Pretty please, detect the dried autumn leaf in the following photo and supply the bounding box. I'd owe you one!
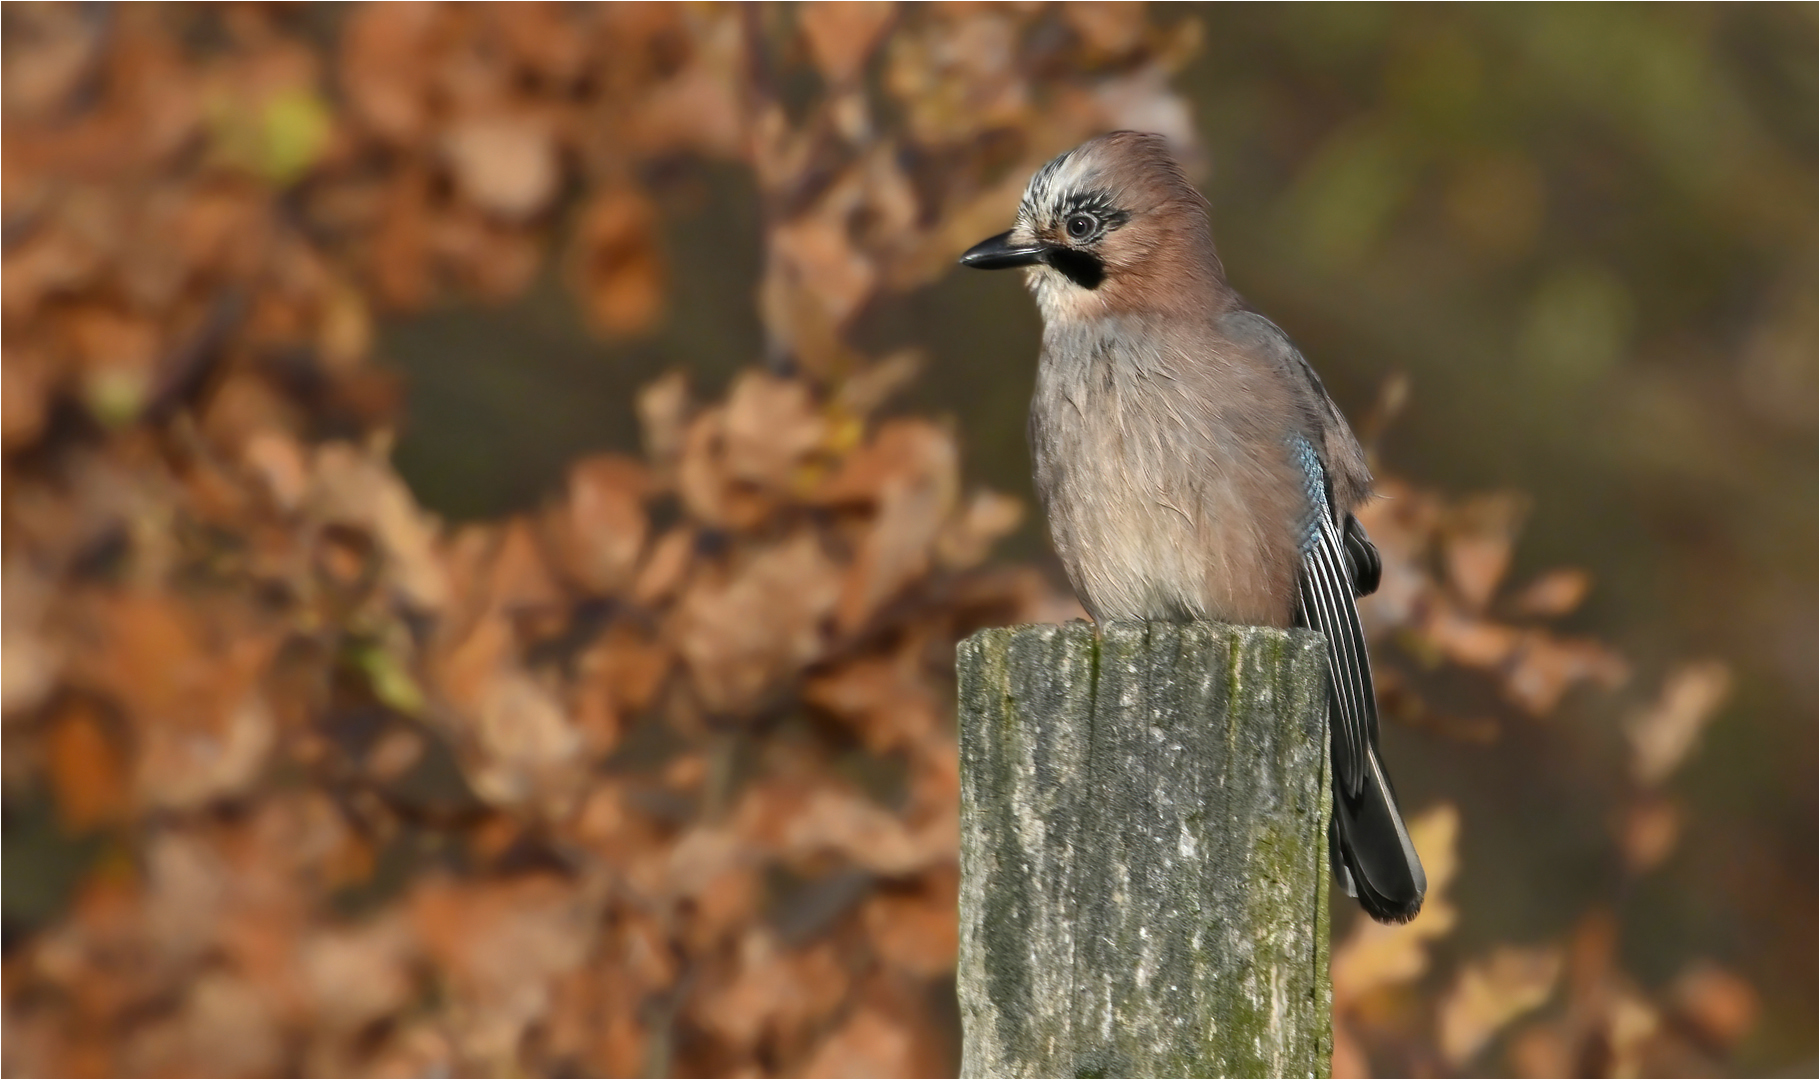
[1564,908,1619,1001]
[1505,1023,1573,1079]
[627,58,748,159]
[1438,944,1564,1065]
[410,875,601,1066]
[804,652,942,754]
[2,227,102,324]
[583,623,672,716]
[1670,962,1759,1047]
[431,207,544,301]
[677,408,775,530]
[442,116,560,220]
[768,204,879,332]
[488,2,589,83]
[2,557,62,715]
[664,821,751,900]
[370,164,435,307]
[802,1006,918,1079]
[1616,796,1681,873]
[74,593,279,811]
[833,348,922,418]
[1625,660,1732,786]
[685,865,762,949]
[300,914,416,1033]
[45,699,131,829]
[440,523,502,621]
[141,828,232,967]
[863,889,959,978]
[818,419,959,631]
[565,673,620,760]
[131,970,283,1077]
[364,1020,457,1078]
[366,728,426,781]
[692,933,849,1053]
[849,145,922,250]
[1062,2,1152,58]
[722,370,830,489]
[1508,567,1592,617]
[200,372,301,459]
[1420,607,1520,669]
[636,370,692,474]
[552,454,651,593]
[2,2,105,119]
[883,8,1030,144]
[619,6,746,158]
[1604,986,1664,1078]
[482,517,567,617]
[315,280,372,372]
[309,441,449,611]
[799,2,896,86]
[1502,631,1629,716]
[632,526,696,607]
[775,784,954,876]
[937,488,1024,569]
[671,530,841,712]
[339,2,436,141]
[240,430,309,512]
[570,188,666,337]
[2,341,55,449]
[759,260,857,376]
[436,611,583,809]
[1442,492,1530,610]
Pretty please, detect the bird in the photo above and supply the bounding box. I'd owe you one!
[958,130,1425,923]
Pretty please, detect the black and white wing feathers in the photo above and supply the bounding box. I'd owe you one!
[1291,438,1426,923]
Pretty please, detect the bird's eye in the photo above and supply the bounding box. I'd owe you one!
[1065,213,1096,240]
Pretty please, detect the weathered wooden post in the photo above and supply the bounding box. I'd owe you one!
[956,620,1333,1079]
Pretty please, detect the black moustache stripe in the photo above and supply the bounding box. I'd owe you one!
[1045,247,1105,290]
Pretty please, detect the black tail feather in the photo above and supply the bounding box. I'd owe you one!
[1329,743,1425,923]
[1300,512,1426,923]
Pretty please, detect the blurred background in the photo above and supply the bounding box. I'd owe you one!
[2,3,1812,1076]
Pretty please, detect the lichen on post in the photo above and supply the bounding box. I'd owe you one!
[956,620,1334,1079]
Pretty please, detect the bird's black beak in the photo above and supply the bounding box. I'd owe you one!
[959,230,1046,270]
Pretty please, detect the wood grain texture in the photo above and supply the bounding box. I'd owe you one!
[957,620,1333,1079]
